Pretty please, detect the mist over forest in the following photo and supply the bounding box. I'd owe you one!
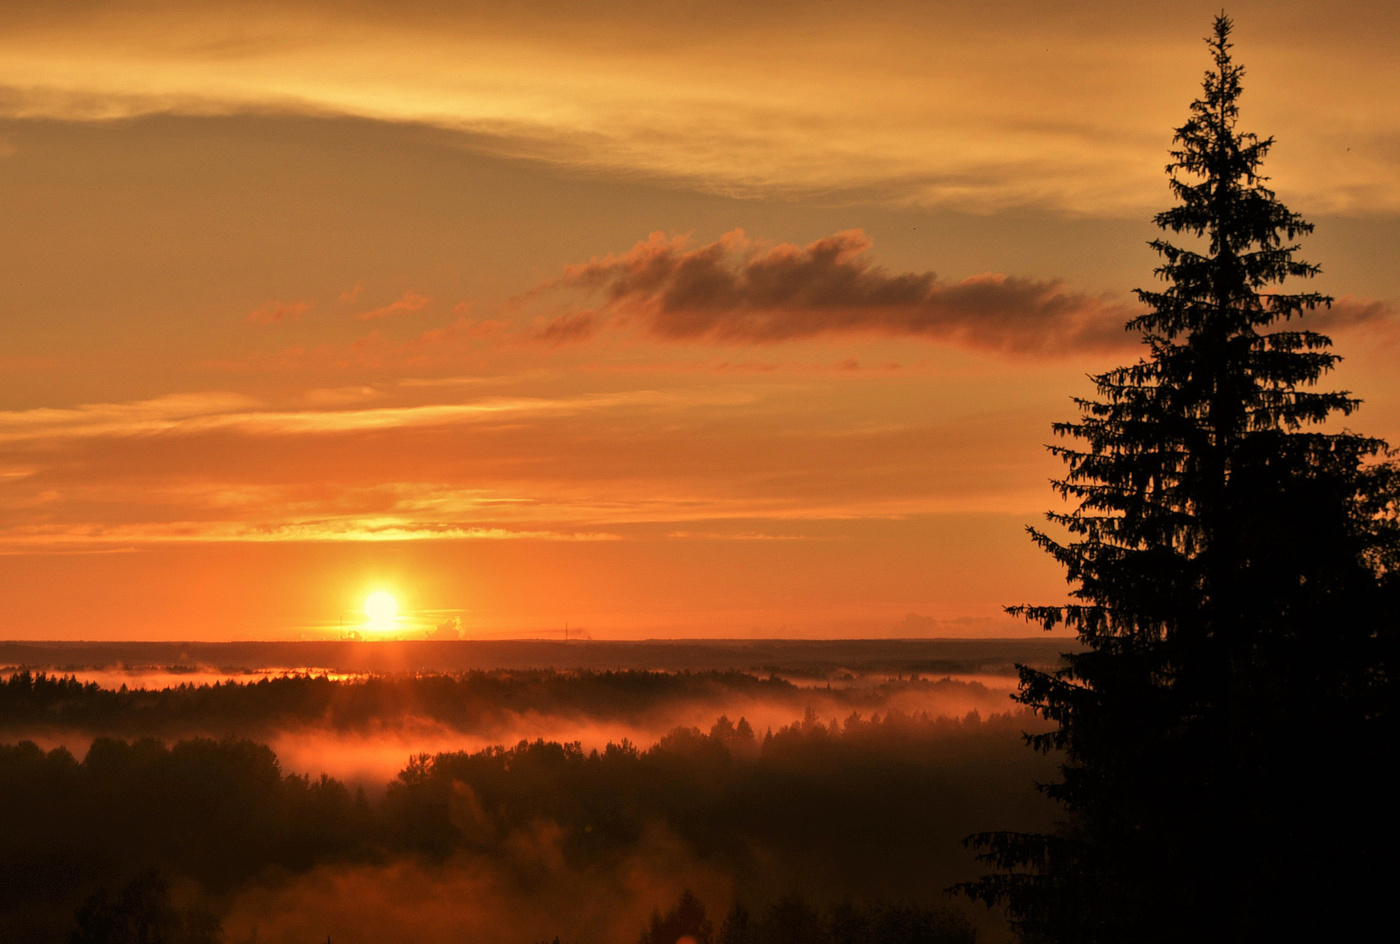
[0,639,1059,943]
[4,4,1396,942]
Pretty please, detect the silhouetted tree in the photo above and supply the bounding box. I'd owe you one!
[718,904,754,944]
[709,896,973,944]
[640,889,715,944]
[959,14,1398,943]
[757,897,825,944]
[69,870,222,944]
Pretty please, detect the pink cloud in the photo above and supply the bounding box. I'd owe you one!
[246,300,312,325]
[358,290,431,322]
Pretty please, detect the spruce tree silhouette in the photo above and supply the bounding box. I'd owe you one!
[957,14,1398,943]
[639,890,714,944]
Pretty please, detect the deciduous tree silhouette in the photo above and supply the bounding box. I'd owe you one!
[958,14,1398,943]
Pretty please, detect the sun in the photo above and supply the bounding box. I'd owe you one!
[363,590,399,630]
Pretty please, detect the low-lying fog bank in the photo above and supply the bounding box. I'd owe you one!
[1,709,1054,943]
[0,651,1064,942]
[1,668,1022,789]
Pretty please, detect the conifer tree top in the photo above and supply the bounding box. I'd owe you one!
[1021,12,1376,638]
[1137,14,1329,344]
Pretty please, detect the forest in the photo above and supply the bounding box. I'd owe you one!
[0,664,1054,942]
[5,13,1397,944]
[0,666,1020,739]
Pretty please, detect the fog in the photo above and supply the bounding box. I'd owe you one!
[221,832,734,944]
[0,641,1065,943]
[1,661,1022,791]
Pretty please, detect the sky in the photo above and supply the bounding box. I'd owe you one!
[1,1,1397,640]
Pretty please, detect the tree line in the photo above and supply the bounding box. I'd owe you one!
[0,668,996,739]
[0,707,1051,941]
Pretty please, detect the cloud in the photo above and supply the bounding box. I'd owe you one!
[665,530,806,541]
[0,388,761,444]
[1,4,1398,215]
[0,521,621,547]
[1312,295,1399,336]
[358,290,431,321]
[302,386,382,406]
[247,300,312,325]
[533,310,598,346]
[535,231,1400,354]
[537,229,1138,354]
[0,382,1051,558]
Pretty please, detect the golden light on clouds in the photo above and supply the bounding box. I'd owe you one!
[1,2,1397,214]
[1,2,1397,639]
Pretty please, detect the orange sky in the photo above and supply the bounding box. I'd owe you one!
[2,2,1397,640]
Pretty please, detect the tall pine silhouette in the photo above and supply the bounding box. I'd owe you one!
[959,15,1398,943]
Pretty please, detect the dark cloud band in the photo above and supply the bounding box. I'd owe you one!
[540,229,1138,354]
[535,229,1393,355]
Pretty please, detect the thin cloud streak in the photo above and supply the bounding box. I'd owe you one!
[247,300,312,325]
[0,388,763,445]
[0,385,1058,551]
[0,495,1045,551]
[0,521,621,548]
[358,290,430,321]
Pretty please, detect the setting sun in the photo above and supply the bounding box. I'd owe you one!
[363,590,399,630]
[0,7,1394,943]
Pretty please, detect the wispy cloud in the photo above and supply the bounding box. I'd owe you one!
[0,388,762,445]
[534,311,598,346]
[0,382,1054,553]
[534,230,1139,354]
[1314,295,1400,337]
[1,4,1396,214]
[665,530,808,541]
[0,520,621,548]
[247,300,312,325]
[358,290,430,321]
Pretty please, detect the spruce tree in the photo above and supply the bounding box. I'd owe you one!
[959,15,1398,943]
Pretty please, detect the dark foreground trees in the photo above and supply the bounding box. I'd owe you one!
[0,708,1049,941]
[632,889,975,944]
[70,871,223,944]
[960,15,1398,943]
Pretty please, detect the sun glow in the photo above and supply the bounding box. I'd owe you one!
[363,590,399,631]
